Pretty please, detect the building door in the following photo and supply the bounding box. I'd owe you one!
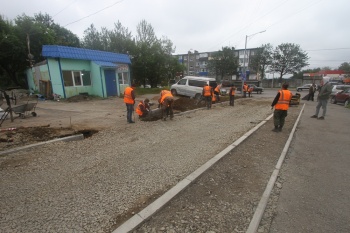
[104,69,117,96]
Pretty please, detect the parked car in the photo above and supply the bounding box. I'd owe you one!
[296,84,312,92]
[248,84,264,94]
[330,85,350,100]
[219,80,234,95]
[170,76,217,99]
[331,88,350,106]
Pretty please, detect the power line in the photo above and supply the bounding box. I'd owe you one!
[64,0,124,27]
[53,0,77,18]
[266,0,324,30]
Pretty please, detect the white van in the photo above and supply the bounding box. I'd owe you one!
[170,76,217,99]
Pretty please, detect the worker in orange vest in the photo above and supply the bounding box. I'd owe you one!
[202,83,213,109]
[135,98,151,120]
[243,82,248,98]
[271,83,293,132]
[124,86,136,123]
[158,89,174,121]
[214,84,221,102]
[248,85,253,97]
[229,85,236,106]
[211,91,216,104]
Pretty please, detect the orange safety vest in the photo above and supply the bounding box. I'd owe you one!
[243,84,248,92]
[160,90,173,104]
[212,93,216,102]
[248,87,253,92]
[203,86,212,97]
[230,87,235,96]
[135,101,145,116]
[214,85,221,93]
[124,87,135,104]
[275,90,292,110]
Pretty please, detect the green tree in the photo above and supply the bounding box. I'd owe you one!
[206,46,238,81]
[273,43,309,83]
[0,13,80,87]
[249,43,273,80]
[109,21,135,54]
[339,62,350,73]
[131,20,177,88]
[82,24,103,50]
[0,16,26,86]
[82,21,136,53]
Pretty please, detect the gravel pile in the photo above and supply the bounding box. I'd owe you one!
[0,98,289,233]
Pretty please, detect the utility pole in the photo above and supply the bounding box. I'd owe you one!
[241,30,266,96]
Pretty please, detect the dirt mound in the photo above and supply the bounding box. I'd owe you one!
[173,97,205,111]
[0,126,76,151]
[173,96,230,111]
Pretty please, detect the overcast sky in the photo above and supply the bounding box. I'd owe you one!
[2,0,349,69]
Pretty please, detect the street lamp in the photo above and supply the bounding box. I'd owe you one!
[187,49,193,76]
[241,30,266,96]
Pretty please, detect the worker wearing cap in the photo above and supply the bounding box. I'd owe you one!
[271,83,293,132]
[159,90,174,121]
[135,98,151,120]
[202,83,213,109]
[123,86,135,123]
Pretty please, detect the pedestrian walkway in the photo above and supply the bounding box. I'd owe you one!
[269,101,350,232]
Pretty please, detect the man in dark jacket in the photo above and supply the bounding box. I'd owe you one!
[311,76,333,120]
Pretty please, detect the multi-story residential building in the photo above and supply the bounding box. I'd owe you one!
[175,48,259,81]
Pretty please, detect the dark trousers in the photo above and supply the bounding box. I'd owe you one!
[273,109,288,128]
[307,92,314,101]
[204,96,212,109]
[229,95,235,106]
[126,104,134,122]
[214,91,220,101]
[161,97,174,120]
[243,91,247,98]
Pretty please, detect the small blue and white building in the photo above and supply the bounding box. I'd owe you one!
[26,45,131,99]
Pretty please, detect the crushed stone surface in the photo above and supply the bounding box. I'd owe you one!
[0,97,300,233]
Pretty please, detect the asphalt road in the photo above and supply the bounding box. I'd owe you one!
[269,100,350,232]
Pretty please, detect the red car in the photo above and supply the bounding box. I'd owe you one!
[331,88,350,107]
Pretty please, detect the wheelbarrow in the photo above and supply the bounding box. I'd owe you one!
[11,102,38,118]
[290,93,301,105]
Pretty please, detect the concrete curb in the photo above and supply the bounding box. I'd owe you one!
[0,134,84,156]
[246,103,305,233]
[112,113,274,233]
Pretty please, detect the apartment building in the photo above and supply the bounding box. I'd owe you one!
[175,48,259,81]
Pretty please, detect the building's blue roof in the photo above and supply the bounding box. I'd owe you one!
[93,61,118,67]
[42,45,131,64]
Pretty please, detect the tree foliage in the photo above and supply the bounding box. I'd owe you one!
[249,43,273,79]
[206,46,239,81]
[0,13,80,87]
[273,43,309,83]
[338,62,350,73]
[129,20,182,87]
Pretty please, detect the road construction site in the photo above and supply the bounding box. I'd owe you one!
[1,89,349,233]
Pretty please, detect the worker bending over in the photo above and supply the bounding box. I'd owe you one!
[159,90,174,121]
